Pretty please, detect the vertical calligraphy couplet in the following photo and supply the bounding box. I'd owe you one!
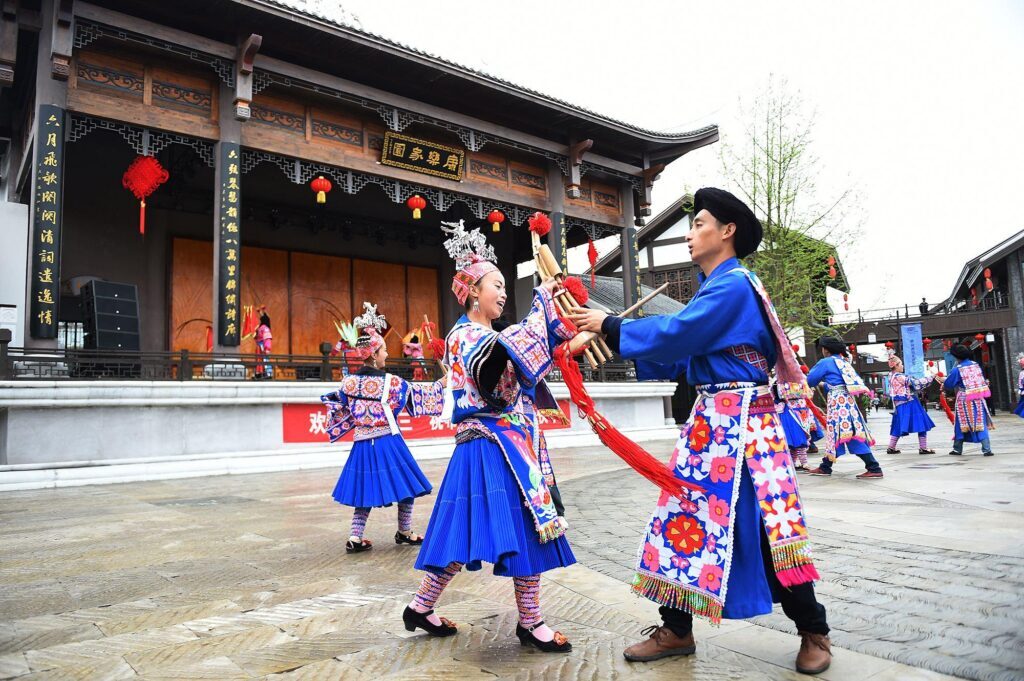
[30,105,65,339]
[218,142,241,346]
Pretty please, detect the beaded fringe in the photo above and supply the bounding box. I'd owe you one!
[770,539,820,587]
[630,572,723,624]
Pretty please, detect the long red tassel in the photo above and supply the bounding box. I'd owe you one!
[554,342,700,498]
[139,199,146,235]
[939,391,955,424]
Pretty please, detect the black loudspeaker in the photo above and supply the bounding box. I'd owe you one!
[82,281,140,351]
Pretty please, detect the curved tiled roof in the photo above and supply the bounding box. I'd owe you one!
[245,0,717,143]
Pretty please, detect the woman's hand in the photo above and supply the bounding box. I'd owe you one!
[567,307,608,334]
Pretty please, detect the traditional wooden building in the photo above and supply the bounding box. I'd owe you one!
[0,0,718,363]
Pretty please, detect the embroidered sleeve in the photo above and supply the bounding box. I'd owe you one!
[907,374,934,392]
[320,389,354,443]
[406,378,445,417]
[494,287,566,388]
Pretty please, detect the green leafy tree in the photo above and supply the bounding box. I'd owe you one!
[719,76,860,338]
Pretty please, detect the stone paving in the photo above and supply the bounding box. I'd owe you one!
[0,408,1020,680]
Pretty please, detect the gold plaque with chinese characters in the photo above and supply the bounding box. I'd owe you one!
[380,132,465,181]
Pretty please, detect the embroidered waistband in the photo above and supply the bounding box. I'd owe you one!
[827,385,850,395]
[694,383,775,415]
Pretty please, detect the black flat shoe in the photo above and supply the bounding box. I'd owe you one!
[345,538,373,553]
[886,448,900,454]
[402,606,457,637]
[395,531,424,546]
[919,449,935,455]
[948,451,962,456]
[983,451,994,457]
[516,622,572,653]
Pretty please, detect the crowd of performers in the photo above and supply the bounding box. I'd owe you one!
[316,187,1007,676]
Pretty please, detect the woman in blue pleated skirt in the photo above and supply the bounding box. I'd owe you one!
[402,238,575,653]
[1014,354,1024,417]
[884,355,937,454]
[321,308,444,554]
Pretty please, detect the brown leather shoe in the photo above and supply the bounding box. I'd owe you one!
[623,625,696,662]
[856,471,883,479]
[796,631,831,674]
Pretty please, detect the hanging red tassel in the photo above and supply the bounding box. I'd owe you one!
[587,238,598,289]
[554,342,699,498]
[939,391,955,424]
[205,325,213,352]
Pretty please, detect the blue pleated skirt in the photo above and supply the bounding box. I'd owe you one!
[415,437,577,577]
[890,399,935,436]
[779,406,809,449]
[332,433,432,508]
[1015,397,1024,417]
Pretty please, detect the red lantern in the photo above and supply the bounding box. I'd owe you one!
[974,333,985,342]
[928,360,935,368]
[828,265,837,280]
[310,175,332,204]
[971,287,978,306]
[122,155,169,235]
[406,194,426,219]
[983,268,992,278]
[827,256,835,266]
[843,293,849,311]
[885,341,894,349]
[487,209,505,233]
[923,337,932,351]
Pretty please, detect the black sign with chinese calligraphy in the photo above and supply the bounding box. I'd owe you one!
[380,132,465,181]
[217,142,241,346]
[29,105,65,339]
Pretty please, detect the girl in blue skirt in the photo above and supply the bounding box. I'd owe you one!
[403,220,576,653]
[321,302,444,554]
[884,354,937,454]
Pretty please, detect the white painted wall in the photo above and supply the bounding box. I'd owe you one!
[0,201,29,347]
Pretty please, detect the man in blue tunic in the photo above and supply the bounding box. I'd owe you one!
[570,188,832,675]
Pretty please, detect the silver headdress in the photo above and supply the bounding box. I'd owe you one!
[353,301,387,332]
[440,219,496,269]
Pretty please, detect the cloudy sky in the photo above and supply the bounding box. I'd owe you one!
[306,0,1023,310]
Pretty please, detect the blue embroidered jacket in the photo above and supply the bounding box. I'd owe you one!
[321,369,444,442]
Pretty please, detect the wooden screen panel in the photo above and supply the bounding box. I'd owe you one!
[353,260,406,357]
[240,246,290,355]
[170,238,213,353]
[406,266,440,340]
[290,252,352,356]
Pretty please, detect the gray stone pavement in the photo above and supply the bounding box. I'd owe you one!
[562,410,1024,681]
[0,407,1019,680]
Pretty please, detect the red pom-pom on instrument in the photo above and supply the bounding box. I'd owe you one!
[562,276,588,305]
[528,211,551,236]
[429,338,446,360]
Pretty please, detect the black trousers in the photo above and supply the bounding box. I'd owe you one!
[660,529,829,637]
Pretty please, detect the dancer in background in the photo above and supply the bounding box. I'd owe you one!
[806,337,882,479]
[943,344,994,456]
[322,302,445,553]
[1014,354,1024,418]
[254,308,273,380]
[885,353,936,454]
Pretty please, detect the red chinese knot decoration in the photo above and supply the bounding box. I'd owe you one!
[406,194,426,219]
[122,155,169,235]
[488,209,505,233]
[310,175,332,204]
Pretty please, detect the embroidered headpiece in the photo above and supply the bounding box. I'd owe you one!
[441,219,499,305]
[887,350,901,368]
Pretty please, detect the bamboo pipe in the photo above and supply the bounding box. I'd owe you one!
[568,282,670,356]
[535,252,608,363]
[535,241,614,358]
[530,234,601,368]
[531,245,601,367]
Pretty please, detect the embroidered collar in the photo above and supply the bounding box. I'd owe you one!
[696,257,741,288]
